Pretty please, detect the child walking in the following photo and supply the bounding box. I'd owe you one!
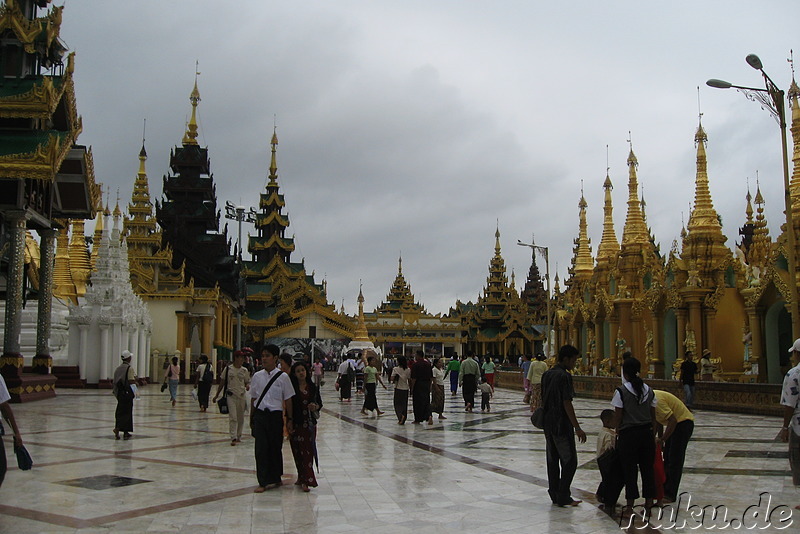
[478,377,494,412]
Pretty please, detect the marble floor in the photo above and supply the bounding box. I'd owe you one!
[0,382,797,533]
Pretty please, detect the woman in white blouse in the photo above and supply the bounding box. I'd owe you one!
[390,356,411,424]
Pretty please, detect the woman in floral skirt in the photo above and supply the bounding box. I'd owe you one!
[289,362,322,492]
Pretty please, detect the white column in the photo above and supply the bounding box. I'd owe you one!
[99,324,110,382]
[137,328,146,380]
[130,328,140,376]
[184,347,191,382]
[78,324,89,380]
[111,324,121,367]
[121,327,130,356]
[145,335,151,380]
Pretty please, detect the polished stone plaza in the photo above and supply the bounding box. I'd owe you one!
[0,382,797,533]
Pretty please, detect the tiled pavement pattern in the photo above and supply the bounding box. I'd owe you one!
[0,383,798,533]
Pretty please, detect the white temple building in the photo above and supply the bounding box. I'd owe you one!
[67,210,152,386]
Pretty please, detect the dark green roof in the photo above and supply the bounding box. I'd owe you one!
[0,130,68,157]
[0,76,64,99]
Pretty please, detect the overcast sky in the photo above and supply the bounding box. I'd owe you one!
[56,1,799,316]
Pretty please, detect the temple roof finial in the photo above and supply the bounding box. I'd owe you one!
[182,63,201,146]
[268,123,279,185]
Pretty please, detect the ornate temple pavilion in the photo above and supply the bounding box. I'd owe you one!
[240,131,352,355]
[0,0,100,401]
[554,95,800,383]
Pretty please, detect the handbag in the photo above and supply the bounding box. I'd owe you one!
[530,407,545,429]
[531,378,555,429]
[15,443,33,470]
[160,381,168,393]
[217,367,230,414]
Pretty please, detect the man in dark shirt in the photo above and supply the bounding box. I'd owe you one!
[679,350,698,409]
[541,344,586,507]
[409,350,433,425]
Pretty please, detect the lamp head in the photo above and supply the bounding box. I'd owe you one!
[707,79,732,89]
[746,54,763,70]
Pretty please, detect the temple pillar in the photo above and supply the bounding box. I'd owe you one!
[631,313,643,360]
[145,334,151,380]
[747,307,766,382]
[78,324,89,380]
[688,301,703,352]
[651,311,665,379]
[704,309,717,364]
[32,227,56,374]
[1,214,28,383]
[137,328,147,381]
[616,300,633,359]
[676,308,687,356]
[130,326,140,378]
[201,315,212,360]
[594,320,604,375]
[99,323,110,383]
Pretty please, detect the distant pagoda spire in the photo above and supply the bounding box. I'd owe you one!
[268,126,278,185]
[182,74,201,146]
[69,219,92,298]
[53,225,77,304]
[250,128,294,264]
[789,66,800,207]
[596,173,620,261]
[352,283,371,342]
[749,182,771,267]
[375,255,426,315]
[124,141,161,256]
[570,189,594,279]
[620,145,649,245]
[686,121,723,237]
[91,185,105,270]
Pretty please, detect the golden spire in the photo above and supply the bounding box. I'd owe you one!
[510,268,516,290]
[268,127,278,186]
[571,188,594,278]
[749,180,771,267]
[53,225,77,304]
[91,185,105,270]
[620,142,649,245]
[596,172,620,261]
[789,58,800,212]
[686,121,723,236]
[744,185,754,224]
[182,68,201,146]
[68,219,92,298]
[352,283,371,342]
[494,224,501,255]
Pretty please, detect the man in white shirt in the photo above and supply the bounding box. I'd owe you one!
[780,338,800,510]
[250,344,295,493]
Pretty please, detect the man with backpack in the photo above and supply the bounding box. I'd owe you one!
[337,354,357,402]
[194,354,214,412]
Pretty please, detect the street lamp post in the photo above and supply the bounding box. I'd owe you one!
[517,239,551,357]
[225,201,257,351]
[707,53,800,341]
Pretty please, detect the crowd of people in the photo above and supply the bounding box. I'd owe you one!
[100,340,800,511]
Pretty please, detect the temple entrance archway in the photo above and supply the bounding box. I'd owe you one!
[764,301,792,383]
[663,309,678,379]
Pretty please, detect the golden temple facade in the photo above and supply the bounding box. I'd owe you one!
[554,95,800,383]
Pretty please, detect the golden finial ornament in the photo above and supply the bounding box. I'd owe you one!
[182,63,201,146]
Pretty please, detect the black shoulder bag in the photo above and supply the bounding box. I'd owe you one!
[531,376,555,429]
[217,367,230,414]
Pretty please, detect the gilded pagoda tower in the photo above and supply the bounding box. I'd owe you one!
[463,228,536,360]
[0,0,98,401]
[364,257,462,358]
[241,131,352,344]
[156,80,237,298]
